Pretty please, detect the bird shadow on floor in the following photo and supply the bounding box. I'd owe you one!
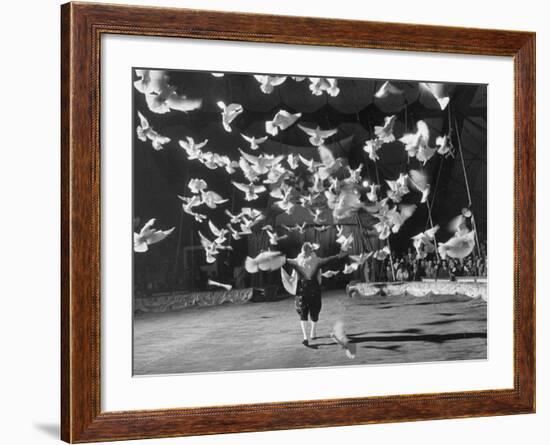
[348,332,487,345]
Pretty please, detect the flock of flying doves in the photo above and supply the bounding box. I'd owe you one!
[133,70,478,290]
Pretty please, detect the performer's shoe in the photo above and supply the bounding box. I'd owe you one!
[302,339,309,346]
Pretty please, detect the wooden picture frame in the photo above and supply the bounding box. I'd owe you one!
[61,2,536,442]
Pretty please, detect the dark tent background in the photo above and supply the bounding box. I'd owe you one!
[132,70,487,294]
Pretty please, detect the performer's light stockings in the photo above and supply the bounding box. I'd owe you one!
[310,321,317,339]
[300,321,308,340]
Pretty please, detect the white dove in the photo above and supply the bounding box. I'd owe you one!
[331,321,356,359]
[343,263,360,274]
[399,120,430,159]
[238,158,260,183]
[240,133,268,150]
[420,82,450,110]
[217,101,243,132]
[207,279,232,291]
[321,270,340,278]
[266,230,288,246]
[336,231,354,252]
[297,124,338,146]
[308,77,340,96]
[200,190,229,209]
[386,173,410,203]
[133,69,168,94]
[367,184,380,202]
[411,226,439,259]
[136,112,171,151]
[374,81,404,99]
[232,181,267,201]
[178,136,208,160]
[287,153,300,170]
[436,134,453,157]
[238,149,284,175]
[373,246,391,260]
[408,169,431,203]
[374,115,397,143]
[253,75,287,94]
[187,178,207,194]
[208,220,229,244]
[386,204,417,233]
[245,251,286,273]
[438,231,476,259]
[145,86,202,114]
[344,164,363,185]
[179,195,207,223]
[308,208,326,224]
[265,110,301,136]
[281,267,298,295]
[133,219,175,253]
[363,138,383,161]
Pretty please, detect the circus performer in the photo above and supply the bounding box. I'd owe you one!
[285,242,347,346]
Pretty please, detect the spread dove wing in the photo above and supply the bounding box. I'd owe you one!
[281,267,298,295]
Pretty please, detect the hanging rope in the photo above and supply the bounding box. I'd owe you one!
[453,113,483,258]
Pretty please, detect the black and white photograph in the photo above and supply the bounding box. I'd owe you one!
[132,68,488,376]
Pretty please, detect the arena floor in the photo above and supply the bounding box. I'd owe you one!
[133,290,487,375]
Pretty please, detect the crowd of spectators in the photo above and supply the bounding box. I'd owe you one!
[374,241,487,282]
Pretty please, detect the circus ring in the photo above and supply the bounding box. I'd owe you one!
[133,280,487,375]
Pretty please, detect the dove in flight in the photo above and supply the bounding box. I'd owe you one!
[287,153,300,170]
[420,82,450,110]
[265,110,301,136]
[238,149,284,175]
[178,137,208,160]
[281,267,298,295]
[438,230,476,259]
[386,204,417,234]
[253,75,287,94]
[266,230,288,246]
[408,169,431,203]
[363,138,383,161]
[331,321,356,359]
[374,81,404,99]
[447,211,472,237]
[178,195,206,222]
[208,220,229,244]
[308,77,340,96]
[145,85,202,114]
[240,133,268,150]
[399,120,430,159]
[245,251,286,273]
[217,101,243,132]
[374,115,397,143]
[134,69,169,94]
[207,279,232,291]
[373,246,391,260]
[436,134,454,157]
[411,226,439,259]
[187,178,207,194]
[336,231,354,252]
[232,181,267,201]
[386,174,410,203]
[321,270,340,278]
[201,190,229,209]
[134,219,175,253]
[367,184,380,202]
[297,124,338,146]
[308,208,326,224]
[136,112,171,151]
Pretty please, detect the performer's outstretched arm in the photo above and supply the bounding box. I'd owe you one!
[318,251,348,266]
